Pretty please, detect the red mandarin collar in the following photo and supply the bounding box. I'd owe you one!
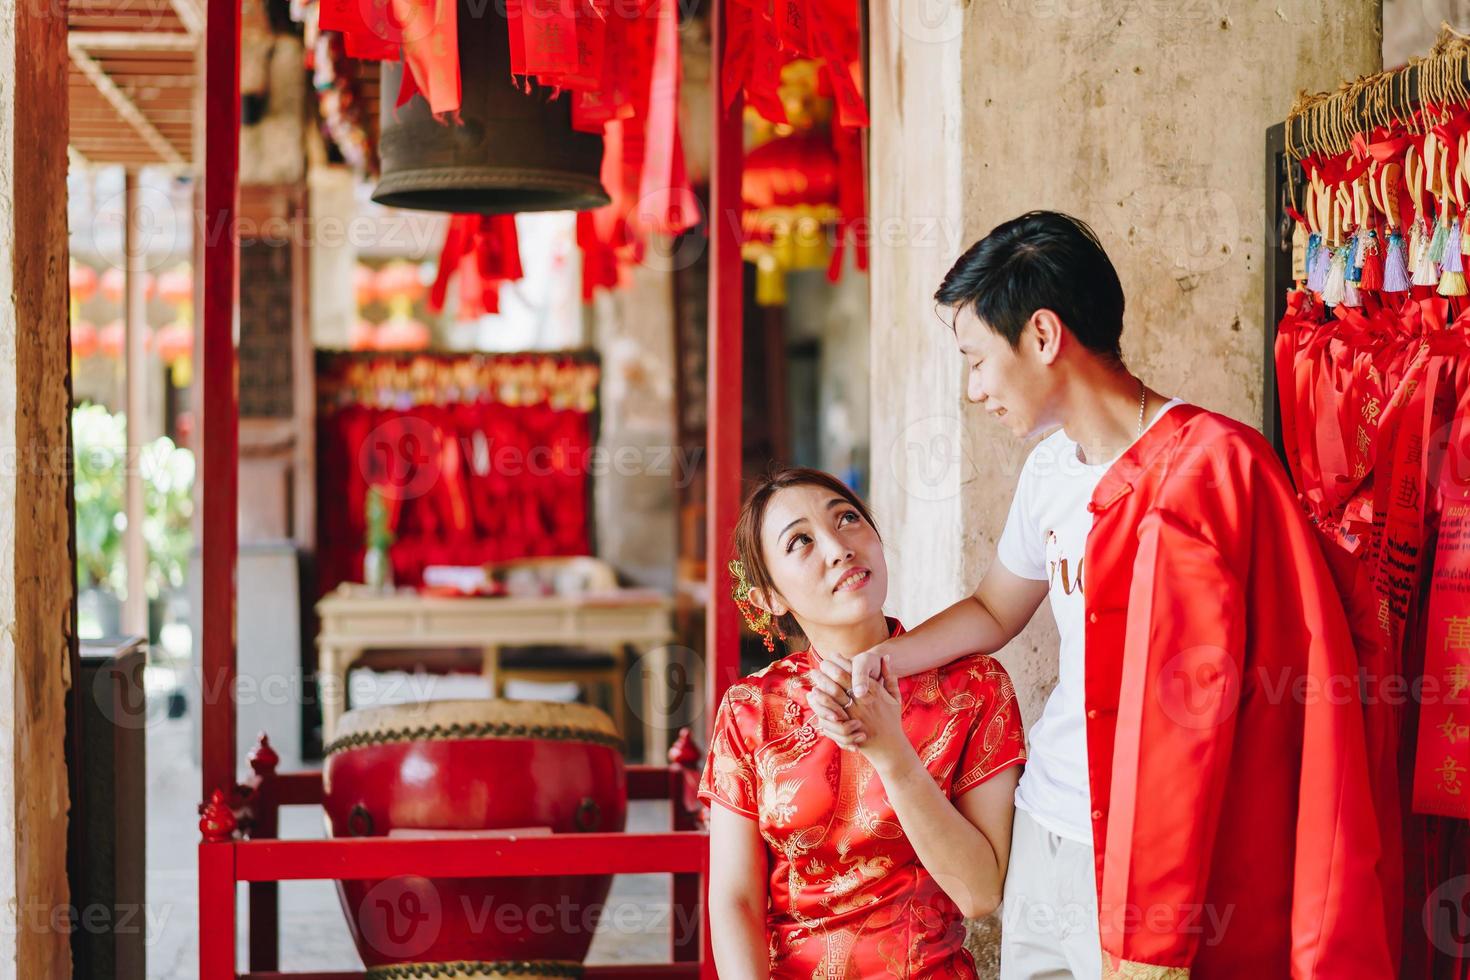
[1088,404,1206,516]
[802,616,905,669]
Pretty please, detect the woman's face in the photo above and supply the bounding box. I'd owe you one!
[755,483,888,633]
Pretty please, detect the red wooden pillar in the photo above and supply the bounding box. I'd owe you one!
[703,4,743,975]
[705,0,744,731]
[199,840,238,977]
[201,0,241,803]
[199,0,240,970]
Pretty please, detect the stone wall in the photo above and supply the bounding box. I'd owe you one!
[869,0,1383,969]
[592,261,680,591]
[1384,0,1464,66]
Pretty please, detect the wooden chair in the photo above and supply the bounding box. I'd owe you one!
[484,556,631,741]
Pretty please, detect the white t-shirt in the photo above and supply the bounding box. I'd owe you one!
[996,399,1185,845]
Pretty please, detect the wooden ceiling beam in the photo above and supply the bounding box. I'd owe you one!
[72,108,193,123]
[70,73,195,89]
[167,0,202,36]
[68,40,185,167]
[68,30,195,51]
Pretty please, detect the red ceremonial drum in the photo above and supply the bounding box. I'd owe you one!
[323,699,627,979]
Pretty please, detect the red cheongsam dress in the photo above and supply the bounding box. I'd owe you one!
[699,620,1026,979]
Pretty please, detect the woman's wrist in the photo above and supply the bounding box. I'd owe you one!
[868,739,921,782]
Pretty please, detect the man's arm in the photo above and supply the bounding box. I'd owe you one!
[883,563,1049,679]
[811,563,1047,717]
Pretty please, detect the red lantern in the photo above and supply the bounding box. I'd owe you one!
[323,700,626,974]
[348,318,379,351]
[742,130,839,211]
[70,263,98,305]
[354,264,379,309]
[100,267,125,304]
[99,319,125,359]
[156,265,193,306]
[374,315,430,351]
[152,321,193,365]
[373,261,425,304]
[70,319,99,359]
[98,267,155,304]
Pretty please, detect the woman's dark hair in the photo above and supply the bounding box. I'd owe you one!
[934,210,1125,362]
[732,466,881,648]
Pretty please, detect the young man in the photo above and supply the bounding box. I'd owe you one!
[806,211,1392,977]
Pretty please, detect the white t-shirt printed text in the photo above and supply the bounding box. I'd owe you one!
[996,400,1184,845]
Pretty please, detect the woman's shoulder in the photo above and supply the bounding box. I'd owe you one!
[718,651,812,713]
[932,652,1018,703]
[711,651,813,752]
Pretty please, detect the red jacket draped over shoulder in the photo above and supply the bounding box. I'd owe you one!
[1084,404,1393,979]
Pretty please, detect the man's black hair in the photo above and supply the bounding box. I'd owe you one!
[934,210,1125,362]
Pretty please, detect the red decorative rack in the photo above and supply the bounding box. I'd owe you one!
[195,1,747,976]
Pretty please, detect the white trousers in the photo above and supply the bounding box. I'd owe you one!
[998,808,1103,980]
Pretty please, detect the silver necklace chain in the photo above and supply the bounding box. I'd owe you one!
[1136,379,1147,437]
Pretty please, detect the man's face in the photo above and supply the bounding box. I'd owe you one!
[953,305,1056,440]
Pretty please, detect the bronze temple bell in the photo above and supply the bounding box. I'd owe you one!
[372,1,611,215]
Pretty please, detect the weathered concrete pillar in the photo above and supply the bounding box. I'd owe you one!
[592,261,679,591]
[0,0,75,972]
[1385,0,1453,66]
[869,0,1382,969]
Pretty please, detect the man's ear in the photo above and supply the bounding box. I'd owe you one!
[748,587,789,619]
[1030,309,1066,365]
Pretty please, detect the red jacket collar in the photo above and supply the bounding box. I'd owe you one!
[1088,403,1206,515]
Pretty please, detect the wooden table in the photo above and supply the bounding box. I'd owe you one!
[315,584,677,762]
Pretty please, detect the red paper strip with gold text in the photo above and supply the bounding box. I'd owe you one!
[572,4,632,132]
[1274,290,1313,494]
[745,7,788,124]
[1413,354,1470,818]
[506,0,529,77]
[394,0,461,116]
[521,0,579,80]
[1371,337,1437,669]
[775,0,809,52]
[634,0,697,234]
[806,0,867,128]
[562,0,605,92]
[720,0,754,114]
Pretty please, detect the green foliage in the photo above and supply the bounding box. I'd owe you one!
[73,404,126,592]
[365,483,396,551]
[72,404,195,600]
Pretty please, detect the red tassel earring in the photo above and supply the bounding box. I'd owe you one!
[729,559,786,653]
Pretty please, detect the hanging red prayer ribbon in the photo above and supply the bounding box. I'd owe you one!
[429,215,524,319]
[521,0,579,81]
[1414,353,1470,818]
[393,0,460,117]
[634,0,698,235]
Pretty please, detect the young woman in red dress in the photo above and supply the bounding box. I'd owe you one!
[700,467,1026,979]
